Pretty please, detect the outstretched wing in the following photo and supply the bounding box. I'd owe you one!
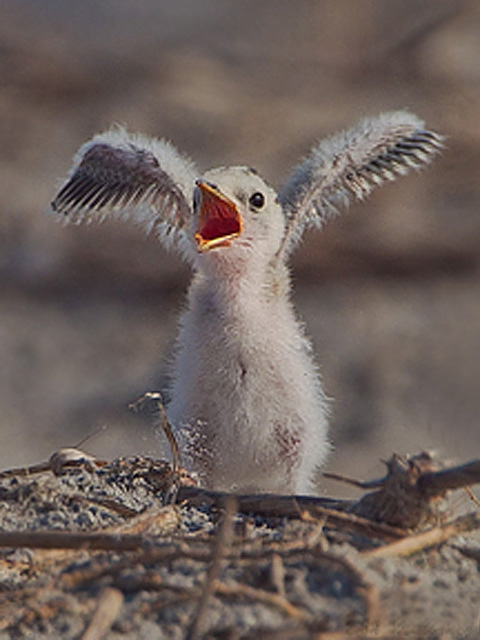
[277,111,444,258]
[51,127,197,256]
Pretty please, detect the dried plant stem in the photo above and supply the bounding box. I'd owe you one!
[464,486,480,508]
[177,486,406,541]
[215,581,305,620]
[323,471,383,490]
[417,460,480,497]
[186,495,236,640]
[129,392,181,474]
[0,530,153,553]
[362,510,480,559]
[81,587,124,640]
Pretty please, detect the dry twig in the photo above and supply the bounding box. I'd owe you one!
[464,486,480,508]
[186,495,236,640]
[362,510,480,559]
[130,392,184,502]
[177,486,407,541]
[214,580,306,620]
[330,452,480,529]
[270,553,286,597]
[129,392,181,475]
[0,527,171,554]
[81,587,124,640]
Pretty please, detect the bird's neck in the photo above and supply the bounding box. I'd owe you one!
[197,250,263,287]
[192,256,290,316]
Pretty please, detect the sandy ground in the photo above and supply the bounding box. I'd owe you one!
[0,454,479,639]
[1,1,480,488]
[1,1,480,481]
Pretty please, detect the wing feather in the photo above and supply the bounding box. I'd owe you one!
[51,127,197,255]
[277,111,444,258]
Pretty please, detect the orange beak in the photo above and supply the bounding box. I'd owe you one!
[194,181,243,252]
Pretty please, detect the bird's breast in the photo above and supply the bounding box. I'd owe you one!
[167,273,329,492]
[171,276,314,427]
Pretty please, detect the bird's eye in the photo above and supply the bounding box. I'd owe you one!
[192,191,199,210]
[249,192,265,210]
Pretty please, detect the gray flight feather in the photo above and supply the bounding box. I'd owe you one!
[277,111,444,259]
[51,126,197,258]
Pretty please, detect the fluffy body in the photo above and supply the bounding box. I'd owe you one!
[50,112,443,494]
[169,168,329,493]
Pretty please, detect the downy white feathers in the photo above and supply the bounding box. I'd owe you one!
[50,111,443,494]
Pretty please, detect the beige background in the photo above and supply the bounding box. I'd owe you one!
[1,1,479,495]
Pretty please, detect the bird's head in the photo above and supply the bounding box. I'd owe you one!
[193,166,284,268]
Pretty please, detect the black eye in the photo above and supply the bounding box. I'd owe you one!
[192,188,201,211]
[249,191,265,209]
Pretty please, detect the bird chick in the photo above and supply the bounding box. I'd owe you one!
[169,167,329,493]
[50,111,443,494]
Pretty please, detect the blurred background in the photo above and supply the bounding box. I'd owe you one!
[1,0,479,495]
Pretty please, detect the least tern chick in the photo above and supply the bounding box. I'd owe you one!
[51,111,443,494]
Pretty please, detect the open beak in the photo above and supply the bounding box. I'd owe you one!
[194,181,243,252]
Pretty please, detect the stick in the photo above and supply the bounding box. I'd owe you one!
[177,486,406,540]
[129,392,181,474]
[81,587,124,640]
[362,510,480,559]
[186,495,236,640]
